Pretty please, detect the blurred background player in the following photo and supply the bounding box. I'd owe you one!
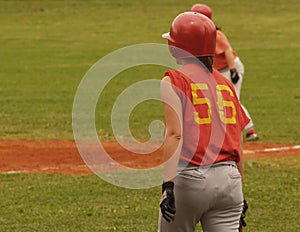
[158,11,249,231]
[191,3,259,142]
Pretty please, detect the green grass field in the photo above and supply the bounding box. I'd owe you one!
[0,0,299,231]
[0,158,298,231]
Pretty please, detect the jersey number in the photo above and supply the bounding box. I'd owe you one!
[191,83,236,125]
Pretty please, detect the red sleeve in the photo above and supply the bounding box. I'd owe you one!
[237,103,250,131]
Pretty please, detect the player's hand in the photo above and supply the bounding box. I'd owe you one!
[230,68,240,84]
[240,199,248,227]
[160,181,176,223]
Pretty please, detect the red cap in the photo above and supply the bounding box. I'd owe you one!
[162,12,216,58]
[191,4,212,19]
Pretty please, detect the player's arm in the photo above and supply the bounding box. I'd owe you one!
[159,76,182,223]
[237,133,248,231]
[224,48,236,70]
[236,100,249,231]
[160,76,183,182]
[224,48,240,84]
[216,30,235,71]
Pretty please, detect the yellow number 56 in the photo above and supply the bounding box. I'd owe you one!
[191,83,236,125]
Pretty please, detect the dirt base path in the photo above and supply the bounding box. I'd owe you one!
[0,140,299,174]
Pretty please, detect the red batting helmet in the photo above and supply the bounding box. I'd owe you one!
[162,12,216,58]
[191,4,212,19]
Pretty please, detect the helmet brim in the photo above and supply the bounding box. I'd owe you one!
[161,32,170,40]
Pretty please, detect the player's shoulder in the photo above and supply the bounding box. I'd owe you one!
[163,69,188,87]
[162,75,171,82]
[164,69,182,82]
[216,29,230,45]
[217,29,227,38]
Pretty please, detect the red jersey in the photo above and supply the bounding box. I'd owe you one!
[214,30,238,70]
[165,63,249,165]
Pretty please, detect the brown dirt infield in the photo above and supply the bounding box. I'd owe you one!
[0,140,299,175]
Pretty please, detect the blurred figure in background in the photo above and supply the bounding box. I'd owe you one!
[191,3,259,142]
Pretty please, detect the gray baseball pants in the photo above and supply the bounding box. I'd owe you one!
[158,161,243,232]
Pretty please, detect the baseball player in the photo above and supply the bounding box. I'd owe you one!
[191,4,259,142]
[158,12,249,231]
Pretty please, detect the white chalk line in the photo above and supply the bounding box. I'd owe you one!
[244,145,300,154]
[1,165,89,174]
[1,145,299,174]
